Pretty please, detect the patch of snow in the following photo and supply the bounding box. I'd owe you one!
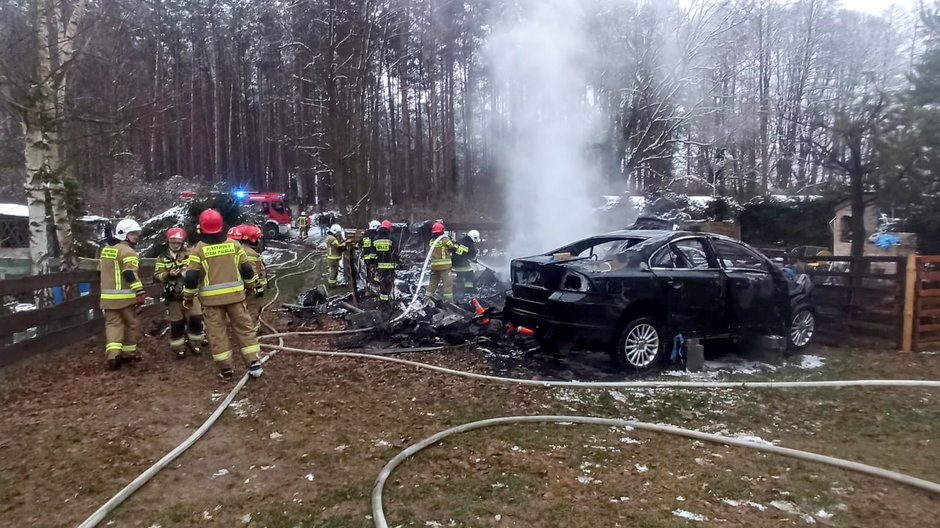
[201,511,213,521]
[240,513,252,524]
[733,434,778,446]
[672,509,705,521]
[676,496,685,501]
[771,500,801,514]
[608,390,627,402]
[815,509,834,520]
[634,464,649,473]
[211,468,229,478]
[303,473,315,481]
[335,444,349,452]
[620,437,641,444]
[425,521,443,528]
[260,465,276,471]
[494,514,502,521]
[722,499,767,511]
[269,432,283,440]
[609,496,630,503]
[0,203,28,217]
[576,475,599,484]
[374,439,391,447]
[798,355,825,369]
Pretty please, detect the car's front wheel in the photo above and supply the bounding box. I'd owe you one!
[613,317,664,370]
[788,306,816,353]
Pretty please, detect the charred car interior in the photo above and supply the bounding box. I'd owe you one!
[504,230,816,369]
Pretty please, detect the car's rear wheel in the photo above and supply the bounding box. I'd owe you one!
[788,306,816,353]
[613,317,664,370]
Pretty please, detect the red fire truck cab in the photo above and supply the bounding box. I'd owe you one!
[236,191,292,238]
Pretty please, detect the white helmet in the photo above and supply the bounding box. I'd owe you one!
[368,220,380,231]
[467,229,481,243]
[114,219,142,240]
[330,224,343,235]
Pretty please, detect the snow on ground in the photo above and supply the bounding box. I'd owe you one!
[797,355,825,369]
[672,509,706,521]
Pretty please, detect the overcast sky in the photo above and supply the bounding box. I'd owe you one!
[842,0,917,14]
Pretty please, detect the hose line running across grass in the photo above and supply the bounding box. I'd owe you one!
[75,251,319,528]
[260,342,940,390]
[371,416,940,528]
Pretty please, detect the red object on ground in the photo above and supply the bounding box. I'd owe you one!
[471,298,490,325]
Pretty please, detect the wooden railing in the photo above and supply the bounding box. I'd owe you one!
[0,266,163,366]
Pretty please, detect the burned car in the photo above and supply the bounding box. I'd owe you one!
[504,230,816,369]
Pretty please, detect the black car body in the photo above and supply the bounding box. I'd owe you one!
[504,230,808,368]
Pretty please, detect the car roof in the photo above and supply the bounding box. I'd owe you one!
[601,229,742,243]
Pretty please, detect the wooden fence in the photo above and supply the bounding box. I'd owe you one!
[0,266,164,367]
[903,255,940,352]
[784,255,907,348]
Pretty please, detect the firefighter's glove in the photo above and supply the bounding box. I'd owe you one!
[135,291,147,306]
[168,268,182,278]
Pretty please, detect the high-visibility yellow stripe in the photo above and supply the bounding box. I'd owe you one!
[188,255,202,263]
[101,292,136,300]
[106,342,123,351]
[101,247,119,259]
[122,256,140,265]
[241,344,261,354]
[129,281,143,291]
[199,285,245,297]
[121,344,137,352]
[170,338,186,347]
[327,256,342,260]
[378,263,396,269]
[213,350,232,361]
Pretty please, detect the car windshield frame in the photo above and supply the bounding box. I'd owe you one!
[550,236,649,263]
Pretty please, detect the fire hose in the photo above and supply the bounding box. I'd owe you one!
[371,416,940,528]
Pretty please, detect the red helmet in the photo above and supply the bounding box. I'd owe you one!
[431,221,445,234]
[199,208,224,234]
[227,225,243,240]
[380,220,393,230]
[166,227,186,241]
[241,224,263,244]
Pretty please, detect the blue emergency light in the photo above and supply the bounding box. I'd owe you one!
[234,189,248,199]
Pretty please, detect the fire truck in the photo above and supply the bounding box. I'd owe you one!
[235,190,292,238]
[180,190,293,239]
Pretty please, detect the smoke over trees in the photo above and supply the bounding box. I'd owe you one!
[0,0,925,223]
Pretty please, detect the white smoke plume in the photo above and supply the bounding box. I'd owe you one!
[488,0,604,258]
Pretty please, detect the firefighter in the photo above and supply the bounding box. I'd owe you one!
[425,221,467,302]
[373,220,398,302]
[154,227,205,359]
[231,224,267,333]
[100,219,146,371]
[326,223,346,286]
[183,209,263,381]
[452,229,481,304]
[298,212,310,240]
[362,219,380,284]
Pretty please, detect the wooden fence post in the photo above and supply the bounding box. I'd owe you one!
[902,254,917,352]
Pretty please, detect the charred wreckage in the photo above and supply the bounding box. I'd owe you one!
[288,228,815,372]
